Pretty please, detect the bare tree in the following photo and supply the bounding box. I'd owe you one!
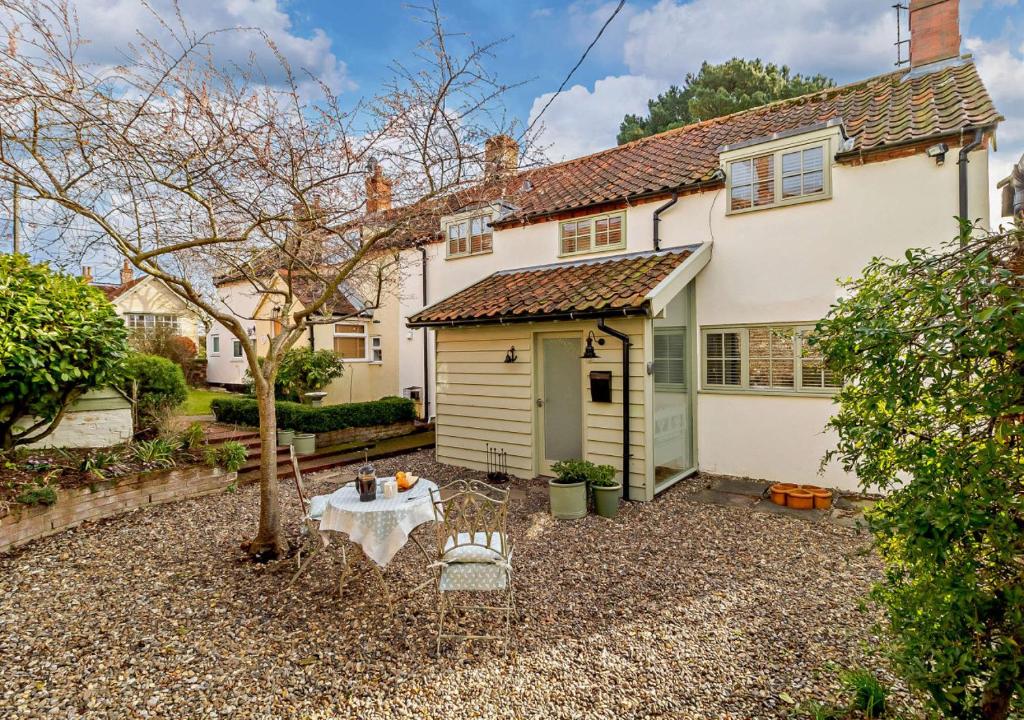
[0,0,522,559]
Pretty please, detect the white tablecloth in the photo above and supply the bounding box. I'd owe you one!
[315,479,438,567]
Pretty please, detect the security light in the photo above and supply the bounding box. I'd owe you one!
[926,143,949,165]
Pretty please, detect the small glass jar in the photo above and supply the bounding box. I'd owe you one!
[357,462,376,502]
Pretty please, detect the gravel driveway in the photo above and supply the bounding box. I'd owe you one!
[0,451,892,719]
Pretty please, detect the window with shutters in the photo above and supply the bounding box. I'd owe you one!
[726,140,830,214]
[654,327,687,391]
[446,213,492,258]
[702,324,840,394]
[333,323,368,360]
[559,211,625,256]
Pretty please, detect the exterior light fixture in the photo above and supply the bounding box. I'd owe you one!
[926,143,949,165]
[581,331,604,359]
[504,346,518,363]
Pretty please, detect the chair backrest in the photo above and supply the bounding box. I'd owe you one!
[290,446,311,520]
[430,479,510,558]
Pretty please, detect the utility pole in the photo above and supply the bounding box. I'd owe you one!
[11,180,19,254]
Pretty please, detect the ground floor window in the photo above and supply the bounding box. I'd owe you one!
[701,324,839,394]
[333,322,368,360]
[370,335,383,363]
[125,313,180,334]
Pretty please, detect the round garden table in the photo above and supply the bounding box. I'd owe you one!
[318,478,438,567]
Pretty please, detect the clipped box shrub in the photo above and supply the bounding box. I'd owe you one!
[210,396,415,433]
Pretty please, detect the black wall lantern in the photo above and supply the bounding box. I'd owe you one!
[504,346,518,363]
[581,331,605,359]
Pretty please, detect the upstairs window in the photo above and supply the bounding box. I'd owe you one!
[559,211,625,256]
[447,213,492,257]
[232,339,243,358]
[702,324,840,394]
[727,141,829,213]
[210,335,220,355]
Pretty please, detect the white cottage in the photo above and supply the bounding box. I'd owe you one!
[406,0,1003,499]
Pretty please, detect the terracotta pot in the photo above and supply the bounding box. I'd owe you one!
[810,488,833,510]
[770,483,796,506]
[786,488,814,510]
[799,484,823,492]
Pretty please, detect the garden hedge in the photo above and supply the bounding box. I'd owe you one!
[210,396,416,433]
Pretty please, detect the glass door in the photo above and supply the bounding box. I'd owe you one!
[653,282,696,488]
[537,335,583,475]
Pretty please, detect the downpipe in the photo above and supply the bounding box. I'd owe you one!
[958,128,984,246]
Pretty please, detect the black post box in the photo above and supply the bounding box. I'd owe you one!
[589,370,612,403]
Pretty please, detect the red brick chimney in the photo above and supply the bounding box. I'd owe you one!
[120,259,133,285]
[484,134,519,181]
[81,266,92,284]
[909,0,961,68]
[365,163,392,214]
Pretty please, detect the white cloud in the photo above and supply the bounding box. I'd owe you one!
[623,0,892,83]
[528,74,662,161]
[530,0,893,162]
[68,0,353,94]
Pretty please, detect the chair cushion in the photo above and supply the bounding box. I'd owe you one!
[307,495,329,521]
[439,532,509,592]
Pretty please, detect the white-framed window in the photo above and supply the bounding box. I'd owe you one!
[653,327,687,391]
[370,335,383,363]
[701,324,839,394]
[125,313,180,334]
[559,211,625,256]
[333,322,368,360]
[726,140,829,213]
[210,335,220,355]
[446,213,493,257]
[232,338,243,359]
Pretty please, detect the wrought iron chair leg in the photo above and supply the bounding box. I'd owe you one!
[287,540,324,588]
[436,591,448,656]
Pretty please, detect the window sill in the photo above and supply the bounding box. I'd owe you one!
[557,244,627,260]
[446,250,493,261]
[725,191,830,216]
[700,387,838,399]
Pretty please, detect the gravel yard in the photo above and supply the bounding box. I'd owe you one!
[0,451,895,719]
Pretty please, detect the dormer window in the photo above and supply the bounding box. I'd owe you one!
[559,211,625,256]
[447,213,492,258]
[725,139,830,214]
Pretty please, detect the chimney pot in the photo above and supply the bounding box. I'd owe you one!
[81,266,92,283]
[365,164,392,214]
[484,134,519,180]
[909,0,961,68]
[120,259,133,286]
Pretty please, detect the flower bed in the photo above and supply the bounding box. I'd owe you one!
[0,465,236,553]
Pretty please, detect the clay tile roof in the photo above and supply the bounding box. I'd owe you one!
[283,272,363,318]
[502,60,1000,223]
[408,247,696,326]
[94,277,142,300]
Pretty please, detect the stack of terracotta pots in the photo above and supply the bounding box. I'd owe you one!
[769,483,833,510]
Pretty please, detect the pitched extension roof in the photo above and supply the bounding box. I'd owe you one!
[407,246,698,327]
[499,59,1000,223]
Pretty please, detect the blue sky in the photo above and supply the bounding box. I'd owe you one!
[11,1,1024,277]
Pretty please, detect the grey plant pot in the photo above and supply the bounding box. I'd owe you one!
[592,484,622,519]
[293,432,316,456]
[548,479,587,520]
[276,429,295,446]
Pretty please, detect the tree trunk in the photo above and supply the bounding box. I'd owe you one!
[243,384,288,561]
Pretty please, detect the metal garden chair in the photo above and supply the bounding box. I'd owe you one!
[428,479,515,654]
[288,446,348,589]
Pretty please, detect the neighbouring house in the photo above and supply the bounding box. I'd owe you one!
[406,0,1003,498]
[205,171,431,406]
[89,260,204,347]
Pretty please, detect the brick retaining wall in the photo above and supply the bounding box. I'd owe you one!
[0,465,236,554]
[314,420,418,448]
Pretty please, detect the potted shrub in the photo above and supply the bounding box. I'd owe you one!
[549,459,589,520]
[588,463,621,518]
